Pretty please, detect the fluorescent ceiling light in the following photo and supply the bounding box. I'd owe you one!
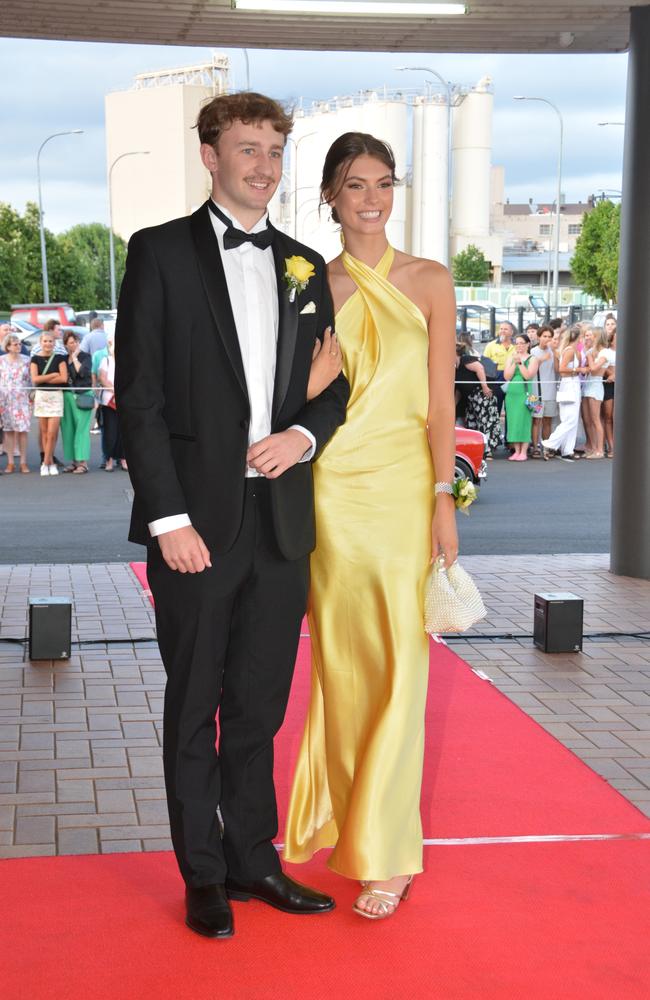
[234,2,467,16]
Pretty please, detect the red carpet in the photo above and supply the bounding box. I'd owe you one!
[13,563,634,995]
[3,842,649,1000]
[277,638,650,841]
[130,560,650,838]
[130,560,153,605]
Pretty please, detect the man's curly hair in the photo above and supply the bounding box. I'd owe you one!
[196,92,293,147]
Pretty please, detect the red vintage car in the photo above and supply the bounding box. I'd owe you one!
[455,426,487,485]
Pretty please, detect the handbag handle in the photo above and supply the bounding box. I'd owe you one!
[41,352,56,377]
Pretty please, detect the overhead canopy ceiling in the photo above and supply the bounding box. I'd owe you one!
[0,1,640,53]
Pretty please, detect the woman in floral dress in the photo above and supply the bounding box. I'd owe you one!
[0,331,32,473]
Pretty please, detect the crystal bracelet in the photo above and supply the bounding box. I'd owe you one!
[434,482,454,497]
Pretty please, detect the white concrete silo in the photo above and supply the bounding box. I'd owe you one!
[279,95,408,262]
[411,97,448,263]
[356,95,408,253]
[451,77,493,248]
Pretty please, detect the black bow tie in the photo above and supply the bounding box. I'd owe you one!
[209,200,274,251]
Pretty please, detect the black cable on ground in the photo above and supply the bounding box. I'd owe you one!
[0,636,157,646]
[445,632,650,642]
[1,632,649,646]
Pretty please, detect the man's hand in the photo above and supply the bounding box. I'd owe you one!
[247,429,311,479]
[158,525,212,574]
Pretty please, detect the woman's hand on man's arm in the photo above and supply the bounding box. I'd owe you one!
[306,326,342,401]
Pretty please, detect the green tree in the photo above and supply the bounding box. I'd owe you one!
[0,203,29,312]
[452,244,491,285]
[48,232,96,310]
[19,204,93,309]
[570,200,620,302]
[0,201,53,309]
[0,204,128,313]
[65,222,127,309]
[21,202,59,303]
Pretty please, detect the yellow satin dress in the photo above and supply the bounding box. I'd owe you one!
[284,245,434,880]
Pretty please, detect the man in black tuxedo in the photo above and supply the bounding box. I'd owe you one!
[115,93,349,938]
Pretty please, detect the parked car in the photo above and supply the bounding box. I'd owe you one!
[7,319,44,353]
[11,302,76,327]
[16,327,43,353]
[456,303,509,343]
[455,426,487,486]
[504,292,549,327]
[0,320,36,355]
[75,309,117,335]
[590,308,617,328]
[8,318,41,339]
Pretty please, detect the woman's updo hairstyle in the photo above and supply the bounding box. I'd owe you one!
[321,132,397,224]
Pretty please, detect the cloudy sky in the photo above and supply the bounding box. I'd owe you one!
[0,37,627,233]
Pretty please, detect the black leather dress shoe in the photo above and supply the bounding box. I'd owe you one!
[185,884,234,938]
[225,872,335,914]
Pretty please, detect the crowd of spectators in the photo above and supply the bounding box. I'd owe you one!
[0,309,620,476]
[455,315,617,462]
[0,315,126,476]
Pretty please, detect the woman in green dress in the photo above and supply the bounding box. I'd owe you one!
[503,333,540,461]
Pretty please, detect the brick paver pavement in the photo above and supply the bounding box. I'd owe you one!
[0,555,649,857]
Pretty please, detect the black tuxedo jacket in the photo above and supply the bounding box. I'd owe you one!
[115,201,349,561]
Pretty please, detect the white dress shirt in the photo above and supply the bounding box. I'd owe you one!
[148,203,315,538]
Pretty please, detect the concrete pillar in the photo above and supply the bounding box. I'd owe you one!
[611,5,650,580]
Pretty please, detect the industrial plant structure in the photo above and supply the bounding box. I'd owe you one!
[105,57,591,288]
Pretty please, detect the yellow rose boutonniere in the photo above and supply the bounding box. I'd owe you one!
[285,255,315,302]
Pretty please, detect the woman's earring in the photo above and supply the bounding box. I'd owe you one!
[339,230,346,248]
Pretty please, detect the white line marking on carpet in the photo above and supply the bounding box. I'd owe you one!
[421,833,650,845]
[275,833,650,851]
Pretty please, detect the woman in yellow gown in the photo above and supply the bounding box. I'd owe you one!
[284,133,458,919]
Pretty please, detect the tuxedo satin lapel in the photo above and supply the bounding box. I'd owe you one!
[272,233,299,421]
[189,204,248,400]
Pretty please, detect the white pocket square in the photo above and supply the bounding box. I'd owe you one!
[300,301,316,315]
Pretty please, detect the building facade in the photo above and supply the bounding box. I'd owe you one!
[105,56,229,241]
[104,59,596,292]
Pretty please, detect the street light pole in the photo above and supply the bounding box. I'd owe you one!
[287,132,317,239]
[514,96,564,312]
[108,151,150,309]
[292,198,323,241]
[241,49,250,89]
[397,66,453,266]
[36,129,84,304]
[282,185,316,231]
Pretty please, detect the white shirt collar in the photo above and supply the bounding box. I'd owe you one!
[211,200,270,236]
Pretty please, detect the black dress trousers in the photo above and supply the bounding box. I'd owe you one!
[147,479,309,888]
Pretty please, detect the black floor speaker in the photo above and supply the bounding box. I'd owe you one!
[29,597,72,660]
[533,592,583,653]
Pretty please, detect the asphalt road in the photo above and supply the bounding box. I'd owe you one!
[1,429,612,563]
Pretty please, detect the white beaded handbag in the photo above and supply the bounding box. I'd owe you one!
[424,558,487,635]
